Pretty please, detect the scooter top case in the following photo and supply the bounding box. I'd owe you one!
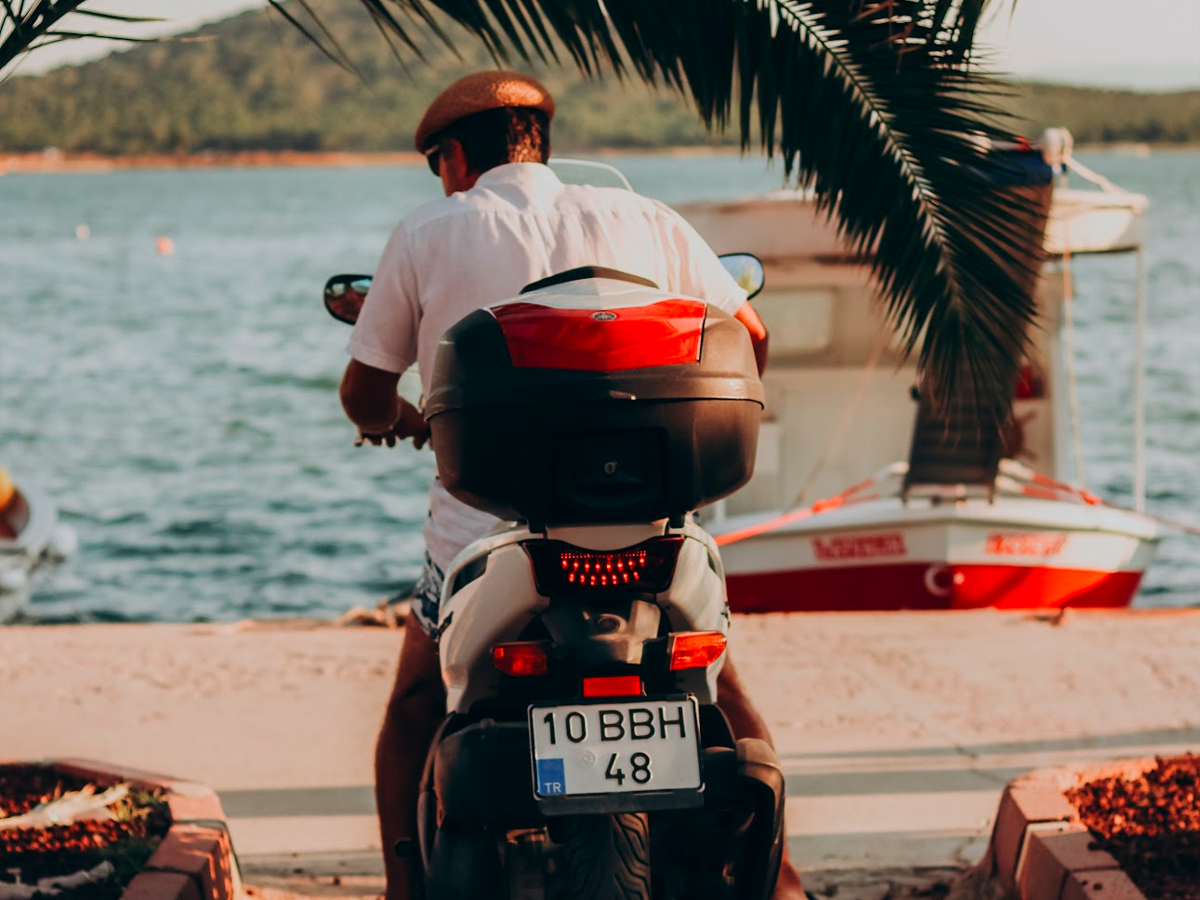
[425,267,764,528]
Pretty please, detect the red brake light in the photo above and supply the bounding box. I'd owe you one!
[668,632,727,671]
[492,642,549,677]
[521,537,684,596]
[582,675,644,698]
[490,299,706,371]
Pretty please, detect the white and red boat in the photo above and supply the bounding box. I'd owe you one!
[680,132,1162,611]
[0,470,77,621]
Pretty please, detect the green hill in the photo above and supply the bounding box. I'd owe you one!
[2,3,1197,155]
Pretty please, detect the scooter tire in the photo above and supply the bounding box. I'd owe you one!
[559,813,652,900]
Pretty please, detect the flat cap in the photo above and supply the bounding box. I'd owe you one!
[414,70,555,153]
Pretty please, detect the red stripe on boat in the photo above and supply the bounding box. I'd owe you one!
[491,300,705,371]
[725,563,1143,612]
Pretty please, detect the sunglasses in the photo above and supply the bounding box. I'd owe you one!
[423,145,441,176]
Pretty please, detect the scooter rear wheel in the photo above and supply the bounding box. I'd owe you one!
[558,812,651,900]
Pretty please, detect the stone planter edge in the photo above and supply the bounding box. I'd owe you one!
[988,757,1158,900]
[42,758,241,900]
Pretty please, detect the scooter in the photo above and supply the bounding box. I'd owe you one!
[324,256,785,900]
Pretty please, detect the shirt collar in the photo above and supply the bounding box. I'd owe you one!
[472,162,562,190]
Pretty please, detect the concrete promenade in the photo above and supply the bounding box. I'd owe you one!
[3,609,1198,898]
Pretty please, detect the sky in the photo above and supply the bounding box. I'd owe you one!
[11,0,1200,90]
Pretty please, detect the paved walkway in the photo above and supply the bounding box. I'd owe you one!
[3,609,1198,898]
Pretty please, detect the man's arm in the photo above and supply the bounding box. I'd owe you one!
[341,222,429,447]
[734,301,769,376]
[340,359,429,448]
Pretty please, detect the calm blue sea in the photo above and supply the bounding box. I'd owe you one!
[1,152,1197,621]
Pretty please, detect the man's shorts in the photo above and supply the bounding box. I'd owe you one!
[410,550,445,637]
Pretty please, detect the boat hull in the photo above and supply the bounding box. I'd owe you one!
[726,561,1144,612]
[713,495,1160,612]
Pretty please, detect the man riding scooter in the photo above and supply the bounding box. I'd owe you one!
[338,70,803,900]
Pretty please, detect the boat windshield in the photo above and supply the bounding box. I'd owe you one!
[549,158,634,191]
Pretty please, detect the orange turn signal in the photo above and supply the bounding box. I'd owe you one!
[492,641,549,677]
[668,631,727,671]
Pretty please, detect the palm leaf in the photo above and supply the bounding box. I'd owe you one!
[0,0,1042,410]
[2,1,77,72]
[1,0,162,73]
[297,0,1041,410]
[71,9,163,24]
[265,0,364,75]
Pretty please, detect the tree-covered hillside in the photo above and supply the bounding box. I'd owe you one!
[1,2,1197,155]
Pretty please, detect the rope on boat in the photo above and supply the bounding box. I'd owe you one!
[998,461,1200,536]
[1045,129,1137,197]
[1127,509,1200,538]
[788,329,889,509]
[1064,155,1131,196]
[717,458,1200,546]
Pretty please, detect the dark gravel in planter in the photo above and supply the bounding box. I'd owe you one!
[0,764,92,817]
[1066,754,1200,900]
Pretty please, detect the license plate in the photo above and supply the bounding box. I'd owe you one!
[529,698,701,798]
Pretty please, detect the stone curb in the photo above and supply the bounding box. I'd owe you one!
[988,758,1156,900]
[44,759,242,900]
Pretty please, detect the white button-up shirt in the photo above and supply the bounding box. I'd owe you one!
[348,162,746,571]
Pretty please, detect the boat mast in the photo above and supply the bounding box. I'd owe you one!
[1134,247,1148,512]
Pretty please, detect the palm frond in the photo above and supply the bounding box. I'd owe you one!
[36,29,172,43]
[0,0,165,72]
[1,0,1040,411]
[71,9,163,24]
[303,0,1036,409]
[265,0,361,74]
[2,0,81,72]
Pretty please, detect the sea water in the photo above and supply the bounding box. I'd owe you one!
[1,152,1197,621]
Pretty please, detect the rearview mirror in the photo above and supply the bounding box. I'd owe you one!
[324,274,372,324]
[719,253,765,301]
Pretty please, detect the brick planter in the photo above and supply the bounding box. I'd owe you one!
[17,759,241,900]
[988,759,1157,900]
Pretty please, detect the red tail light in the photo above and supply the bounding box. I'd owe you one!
[490,299,706,371]
[582,675,644,697]
[668,632,727,671]
[492,641,549,677]
[521,536,684,596]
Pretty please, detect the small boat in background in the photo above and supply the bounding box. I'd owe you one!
[708,459,1159,611]
[0,469,77,621]
[680,129,1163,611]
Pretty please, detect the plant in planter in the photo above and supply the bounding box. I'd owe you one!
[0,764,170,900]
[1065,754,1200,900]
[976,752,1200,900]
[1,760,237,900]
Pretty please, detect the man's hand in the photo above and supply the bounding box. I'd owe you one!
[341,359,430,449]
[357,399,431,449]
